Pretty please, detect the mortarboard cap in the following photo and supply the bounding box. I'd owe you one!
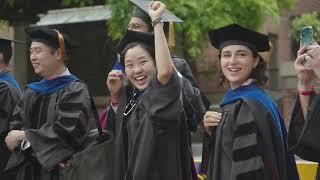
[130,0,183,49]
[115,30,154,65]
[130,0,183,23]
[0,36,24,64]
[26,28,78,60]
[116,30,154,53]
[208,23,270,54]
[132,6,152,26]
[0,37,24,44]
[26,28,78,49]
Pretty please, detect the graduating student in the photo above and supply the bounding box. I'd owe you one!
[288,42,320,179]
[4,28,91,180]
[107,0,209,137]
[109,1,195,179]
[203,24,299,180]
[0,37,22,180]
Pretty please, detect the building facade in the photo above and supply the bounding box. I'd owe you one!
[199,0,320,127]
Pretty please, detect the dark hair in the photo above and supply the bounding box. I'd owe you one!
[48,46,69,63]
[217,53,268,87]
[120,42,155,67]
[0,46,12,64]
[144,21,153,33]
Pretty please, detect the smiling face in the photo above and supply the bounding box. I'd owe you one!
[220,45,259,89]
[29,42,64,79]
[124,45,155,90]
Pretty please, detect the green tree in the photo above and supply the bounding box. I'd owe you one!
[103,0,294,59]
[290,12,320,44]
[2,0,295,59]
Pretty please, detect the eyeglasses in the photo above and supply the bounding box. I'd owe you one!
[127,23,149,31]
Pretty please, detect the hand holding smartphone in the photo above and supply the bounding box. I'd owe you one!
[300,26,313,66]
[300,26,313,48]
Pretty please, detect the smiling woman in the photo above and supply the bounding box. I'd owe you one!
[220,45,259,89]
[202,24,299,180]
[105,1,196,180]
[121,42,155,90]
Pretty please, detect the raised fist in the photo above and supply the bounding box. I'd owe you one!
[148,1,166,21]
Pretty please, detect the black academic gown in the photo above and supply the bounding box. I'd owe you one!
[113,72,194,180]
[207,99,288,180]
[107,57,206,135]
[5,81,91,180]
[0,80,21,179]
[288,94,320,179]
[172,56,210,112]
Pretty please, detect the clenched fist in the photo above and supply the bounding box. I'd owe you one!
[148,1,166,21]
[5,130,25,151]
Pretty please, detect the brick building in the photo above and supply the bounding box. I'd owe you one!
[198,0,320,127]
[1,0,319,127]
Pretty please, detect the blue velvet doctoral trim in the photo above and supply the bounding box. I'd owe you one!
[27,75,79,94]
[221,84,299,180]
[221,84,285,140]
[0,71,21,90]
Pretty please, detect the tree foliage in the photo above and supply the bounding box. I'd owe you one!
[62,0,104,7]
[3,0,295,59]
[290,12,320,43]
[104,0,294,59]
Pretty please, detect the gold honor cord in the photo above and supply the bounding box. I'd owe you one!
[54,29,66,60]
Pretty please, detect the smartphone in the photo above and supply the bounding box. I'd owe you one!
[300,26,313,48]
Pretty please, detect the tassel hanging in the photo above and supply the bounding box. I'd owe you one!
[265,41,273,64]
[168,20,175,50]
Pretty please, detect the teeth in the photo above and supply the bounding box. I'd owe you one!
[228,68,241,72]
[136,76,145,80]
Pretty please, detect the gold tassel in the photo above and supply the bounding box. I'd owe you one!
[259,41,273,64]
[265,41,273,64]
[168,20,175,50]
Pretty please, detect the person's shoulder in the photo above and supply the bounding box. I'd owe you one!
[146,70,180,91]
[172,56,187,64]
[66,80,89,92]
[0,80,9,89]
[224,98,268,114]
[0,80,20,95]
[242,98,272,117]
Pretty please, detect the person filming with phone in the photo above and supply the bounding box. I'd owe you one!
[288,26,320,180]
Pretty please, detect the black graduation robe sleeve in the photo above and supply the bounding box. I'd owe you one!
[230,100,265,179]
[181,77,205,132]
[0,82,20,135]
[142,71,181,129]
[288,94,320,161]
[22,82,91,170]
[0,81,21,172]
